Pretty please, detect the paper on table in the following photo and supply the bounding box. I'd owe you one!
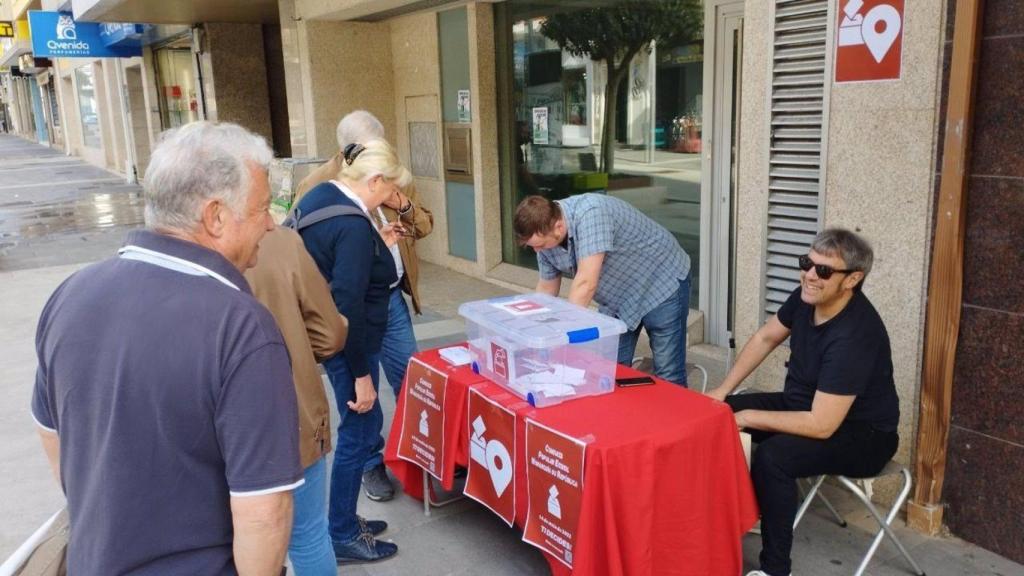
[517,363,586,387]
[439,346,472,366]
[537,383,578,397]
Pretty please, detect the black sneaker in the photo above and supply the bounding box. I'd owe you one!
[333,530,398,564]
[362,464,395,502]
[357,515,388,536]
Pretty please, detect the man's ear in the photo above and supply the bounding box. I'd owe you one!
[554,218,566,238]
[200,199,227,238]
[844,271,865,291]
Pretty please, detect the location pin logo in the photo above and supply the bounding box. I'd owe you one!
[486,440,513,497]
[862,4,901,63]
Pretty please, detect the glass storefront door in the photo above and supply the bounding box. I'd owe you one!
[44,80,63,147]
[154,42,202,129]
[496,0,706,305]
[75,65,102,149]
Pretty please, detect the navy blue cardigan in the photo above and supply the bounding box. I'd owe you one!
[295,182,397,378]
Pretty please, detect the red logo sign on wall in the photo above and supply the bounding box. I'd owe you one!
[396,358,449,479]
[522,419,587,568]
[464,387,517,526]
[835,0,904,83]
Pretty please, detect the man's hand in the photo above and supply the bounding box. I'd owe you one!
[707,386,730,403]
[536,276,561,296]
[383,189,408,211]
[379,223,407,247]
[347,375,377,413]
[734,410,752,429]
[231,492,293,576]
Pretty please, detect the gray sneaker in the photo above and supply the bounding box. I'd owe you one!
[362,464,395,502]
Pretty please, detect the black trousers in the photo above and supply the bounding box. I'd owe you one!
[726,393,898,576]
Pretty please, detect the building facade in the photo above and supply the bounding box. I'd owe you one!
[11,0,1022,563]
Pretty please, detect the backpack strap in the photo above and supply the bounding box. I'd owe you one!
[283,204,381,256]
[283,204,372,230]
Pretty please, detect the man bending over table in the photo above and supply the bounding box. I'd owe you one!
[707,228,900,576]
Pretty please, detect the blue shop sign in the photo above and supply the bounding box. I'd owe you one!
[28,11,142,58]
[99,23,148,48]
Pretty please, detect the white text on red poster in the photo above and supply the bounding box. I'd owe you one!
[522,419,586,568]
[396,358,448,479]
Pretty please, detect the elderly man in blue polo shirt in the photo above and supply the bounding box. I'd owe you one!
[31,122,303,575]
[514,194,692,386]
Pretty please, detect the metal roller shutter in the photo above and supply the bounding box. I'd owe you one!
[765,0,831,316]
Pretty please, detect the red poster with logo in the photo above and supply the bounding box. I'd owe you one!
[464,387,517,526]
[835,0,904,83]
[396,357,448,479]
[522,419,587,568]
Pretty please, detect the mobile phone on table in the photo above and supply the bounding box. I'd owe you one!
[616,376,655,387]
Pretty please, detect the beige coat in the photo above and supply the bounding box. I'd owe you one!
[244,227,348,468]
[296,153,434,313]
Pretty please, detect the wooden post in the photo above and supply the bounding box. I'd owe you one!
[908,0,985,535]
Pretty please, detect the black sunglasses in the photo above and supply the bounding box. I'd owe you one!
[343,143,366,165]
[797,254,857,280]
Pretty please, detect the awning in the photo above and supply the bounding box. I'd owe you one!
[0,38,32,68]
[74,0,278,24]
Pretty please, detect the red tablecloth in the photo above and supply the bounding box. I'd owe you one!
[384,347,759,575]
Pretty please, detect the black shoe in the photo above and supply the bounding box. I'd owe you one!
[362,464,395,502]
[357,515,388,536]
[333,531,398,564]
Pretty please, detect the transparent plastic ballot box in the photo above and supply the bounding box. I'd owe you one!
[458,293,627,407]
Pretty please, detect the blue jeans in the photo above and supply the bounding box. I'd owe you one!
[288,458,336,575]
[364,287,418,472]
[326,352,382,542]
[617,275,691,386]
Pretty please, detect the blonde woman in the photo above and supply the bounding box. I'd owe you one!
[292,139,411,564]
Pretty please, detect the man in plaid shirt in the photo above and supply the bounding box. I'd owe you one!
[514,194,692,386]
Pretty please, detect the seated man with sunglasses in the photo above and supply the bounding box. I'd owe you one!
[707,228,900,576]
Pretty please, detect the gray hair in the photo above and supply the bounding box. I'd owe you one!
[143,122,273,231]
[811,228,874,288]
[336,110,385,149]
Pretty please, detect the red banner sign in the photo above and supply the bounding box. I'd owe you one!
[396,358,448,479]
[522,419,586,568]
[835,0,904,83]
[464,387,517,525]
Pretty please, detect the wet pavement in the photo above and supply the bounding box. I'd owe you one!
[0,134,144,272]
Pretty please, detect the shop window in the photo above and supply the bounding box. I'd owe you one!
[496,1,705,304]
[154,47,200,130]
[75,65,101,149]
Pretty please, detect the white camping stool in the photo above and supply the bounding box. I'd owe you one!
[793,461,925,576]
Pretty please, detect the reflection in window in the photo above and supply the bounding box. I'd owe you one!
[75,65,101,149]
[154,47,200,129]
[497,1,704,303]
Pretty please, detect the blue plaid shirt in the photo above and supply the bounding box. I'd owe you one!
[537,194,691,330]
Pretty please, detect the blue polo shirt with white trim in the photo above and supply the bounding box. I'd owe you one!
[31,229,303,575]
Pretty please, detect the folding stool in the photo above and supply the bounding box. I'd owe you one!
[793,461,926,576]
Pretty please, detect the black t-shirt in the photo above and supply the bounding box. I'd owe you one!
[776,287,900,432]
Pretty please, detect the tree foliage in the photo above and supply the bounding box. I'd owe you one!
[540,0,703,173]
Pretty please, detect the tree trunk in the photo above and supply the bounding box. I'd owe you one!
[601,66,619,174]
[599,51,638,175]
